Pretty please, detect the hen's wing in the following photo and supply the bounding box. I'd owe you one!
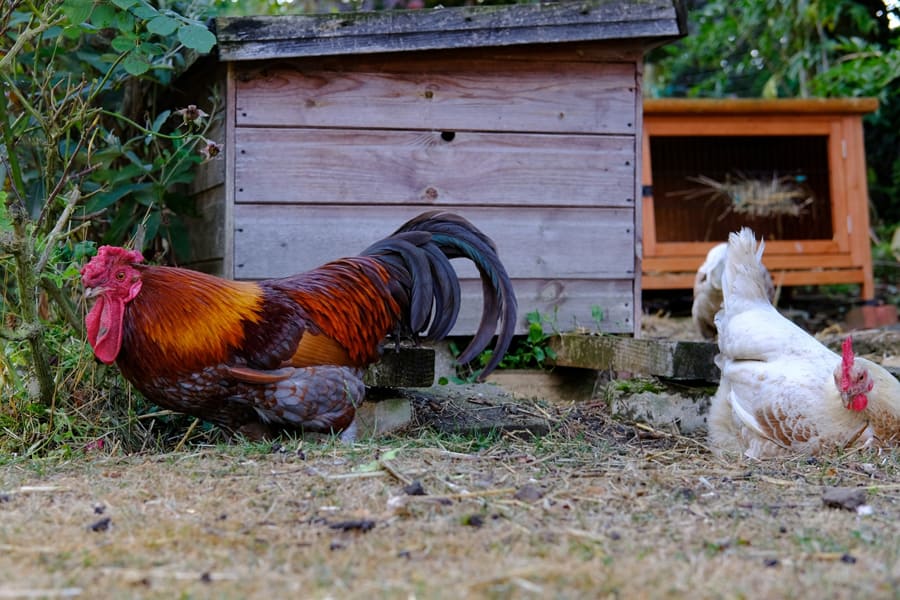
[717,352,837,458]
[856,358,900,445]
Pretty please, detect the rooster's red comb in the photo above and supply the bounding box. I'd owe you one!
[840,336,854,390]
[80,246,144,280]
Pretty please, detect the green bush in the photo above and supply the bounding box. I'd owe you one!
[0,0,219,454]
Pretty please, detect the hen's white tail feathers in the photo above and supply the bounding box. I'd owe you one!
[722,228,773,310]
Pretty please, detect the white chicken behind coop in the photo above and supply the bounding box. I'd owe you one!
[707,228,900,459]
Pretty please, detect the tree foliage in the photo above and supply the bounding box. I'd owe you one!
[647,0,900,224]
[0,0,218,446]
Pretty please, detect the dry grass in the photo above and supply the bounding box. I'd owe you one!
[1,405,898,599]
[677,173,815,219]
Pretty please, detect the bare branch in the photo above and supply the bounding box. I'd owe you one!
[0,6,64,71]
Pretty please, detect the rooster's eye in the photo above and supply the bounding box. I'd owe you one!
[115,271,125,281]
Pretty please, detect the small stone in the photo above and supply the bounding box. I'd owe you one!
[328,519,375,533]
[822,487,867,511]
[88,517,111,532]
[513,483,544,503]
[462,514,484,528]
[403,481,427,496]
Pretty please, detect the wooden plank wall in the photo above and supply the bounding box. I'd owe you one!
[230,45,641,334]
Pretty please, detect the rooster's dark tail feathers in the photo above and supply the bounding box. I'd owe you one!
[362,211,517,378]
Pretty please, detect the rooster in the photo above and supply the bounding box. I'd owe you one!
[707,228,900,458]
[81,211,517,438]
[692,241,774,340]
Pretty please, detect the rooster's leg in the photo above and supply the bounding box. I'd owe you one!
[231,365,366,436]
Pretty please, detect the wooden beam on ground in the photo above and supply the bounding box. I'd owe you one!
[549,333,720,381]
[365,346,435,388]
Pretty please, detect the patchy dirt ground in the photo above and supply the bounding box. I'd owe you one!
[1,406,898,599]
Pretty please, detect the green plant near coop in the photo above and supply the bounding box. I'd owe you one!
[612,378,666,395]
[480,310,559,370]
[0,1,222,455]
[440,310,560,384]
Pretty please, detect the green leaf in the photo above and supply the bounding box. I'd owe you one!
[163,216,190,261]
[140,210,161,248]
[104,207,137,245]
[72,241,97,261]
[113,9,135,33]
[0,192,10,231]
[150,110,171,133]
[123,53,150,76]
[112,0,139,8]
[82,183,152,213]
[353,448,401,472]
[61,0,93,26]
[177,25,216,53]
[90,3,117,27]
[110,34,136,53]
[62,25,85,40]
[132,2,160,20]
[147,15,179,36]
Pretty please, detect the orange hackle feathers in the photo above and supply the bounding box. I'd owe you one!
[123,267,265,372]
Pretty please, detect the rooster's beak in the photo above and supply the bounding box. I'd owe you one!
[84,287,101,300]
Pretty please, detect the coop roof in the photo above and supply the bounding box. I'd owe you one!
[644,97,879,116]
[215,0,687,62]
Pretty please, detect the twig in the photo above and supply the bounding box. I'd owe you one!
[135,410,181,420]
[40,277,84,337]
[562,527,608,543]
[35,189,81,275]
[379,459,413,486]
[320,470,387,481]
[631,421,711,451]
[0,587,81,598]
[1,485,63,495]
[755,474,796,487]
[173,418,200,453]
[0,7,65,71]
[0,543,62,554]
[421,447,483,461]
[404,487,518,502]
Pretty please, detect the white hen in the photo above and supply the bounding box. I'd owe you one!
[708,228,900,458]
[691,243,728,340]
[692,241,775,340]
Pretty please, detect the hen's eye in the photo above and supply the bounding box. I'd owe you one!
[115,271,125,281]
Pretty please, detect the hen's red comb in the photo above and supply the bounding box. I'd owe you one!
[840,336,854,390]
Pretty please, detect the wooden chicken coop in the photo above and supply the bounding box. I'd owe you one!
[641,97,879,300]
[179,1,686,336]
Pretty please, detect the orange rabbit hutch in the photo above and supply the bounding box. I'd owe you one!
[641,97,878,300]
